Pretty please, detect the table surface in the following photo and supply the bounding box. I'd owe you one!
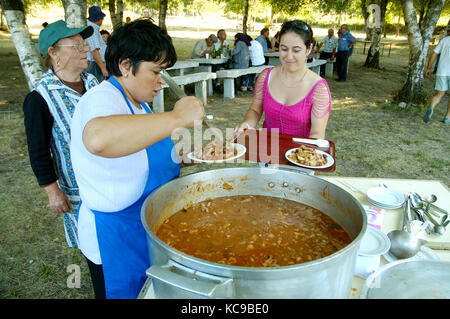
[167,60,199,70]
[236,129,336,172]
[139,176,450,299]
[189,57,229,65]
[320,176,450,299]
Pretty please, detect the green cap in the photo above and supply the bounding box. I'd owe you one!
[38,20,94,56]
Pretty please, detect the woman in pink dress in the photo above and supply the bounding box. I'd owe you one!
[235,20,331,139]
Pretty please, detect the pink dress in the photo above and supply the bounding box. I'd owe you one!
[255,67,331,137]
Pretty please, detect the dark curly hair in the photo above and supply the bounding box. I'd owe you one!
[279,20,314,48]
[105,19,177,77]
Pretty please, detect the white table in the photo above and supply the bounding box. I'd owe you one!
[189,57,230,95]
[264,52,280,66]
[139,176,449,299]
[320,176,450,299]
[167,60,199,76]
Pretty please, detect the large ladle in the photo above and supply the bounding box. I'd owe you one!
[387,195,450,259]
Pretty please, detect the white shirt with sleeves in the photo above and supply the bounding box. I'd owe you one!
[434,36,450,77]
[249,40,265,66]
[86,20,107,62]
[70,80,149,264]
[321,35,338,53]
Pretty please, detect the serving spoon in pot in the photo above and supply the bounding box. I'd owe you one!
[160,70,214,131]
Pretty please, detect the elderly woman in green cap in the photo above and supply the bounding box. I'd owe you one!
[22,20,98,248]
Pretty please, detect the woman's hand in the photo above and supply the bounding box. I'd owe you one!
[172,96,205,128]
[233,122,253,136]
[43,182,72,213]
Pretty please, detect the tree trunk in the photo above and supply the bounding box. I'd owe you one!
[393,0,445,106]
[364,0,388,69]
[109,0,124,31]
[396,13,401,37]
[242,0,249,34]
[61,0,86,28]
[158,0,168,32]
[360,0,371,40]
[0,0,43,90]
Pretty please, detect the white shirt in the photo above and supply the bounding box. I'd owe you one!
[214,39,229,51]
[249,40,265,66]
[321,35,338,53]
[86,20,107,62]
[70,80,149,264]
[434,36,450,77]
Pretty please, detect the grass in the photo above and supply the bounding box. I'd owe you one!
[0,15,449,299]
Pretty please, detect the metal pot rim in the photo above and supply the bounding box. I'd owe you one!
[141,167,367,274]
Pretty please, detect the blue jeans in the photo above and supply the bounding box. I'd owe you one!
[336,50,350,81]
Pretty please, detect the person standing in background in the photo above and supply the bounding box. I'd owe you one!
[86,6,108,82]
[424,26,450,124]
[335,24,356,82]
[316,29,338,77]
[22,20,98,249]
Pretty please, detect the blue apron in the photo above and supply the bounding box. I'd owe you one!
[90,76,180,298]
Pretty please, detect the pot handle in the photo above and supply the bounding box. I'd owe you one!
[146,260,234,298]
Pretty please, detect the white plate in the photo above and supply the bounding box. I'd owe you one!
[284,148,334,169]
[383,245,440,263]
[366,187,405,209]
[359,227,391,257]
[186,143,246,163]
[367,198,402,209]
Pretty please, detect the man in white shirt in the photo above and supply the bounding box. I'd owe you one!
[214,29,229,57]
[190,34,217,58]
[424,26,450,124]
[316,29,338,77]
[212,30,230,91]
[86,6,108,82]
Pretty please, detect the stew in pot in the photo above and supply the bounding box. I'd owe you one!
[156,195,351,267]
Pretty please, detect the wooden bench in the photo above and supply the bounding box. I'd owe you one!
[152,72,216,113]
[215,65,272,98]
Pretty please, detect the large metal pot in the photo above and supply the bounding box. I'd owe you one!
[141,167,367,298]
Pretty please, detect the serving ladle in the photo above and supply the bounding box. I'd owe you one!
[388,230,450,259]
[387,196,450,259]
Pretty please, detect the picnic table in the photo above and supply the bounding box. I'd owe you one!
[360,40,393,57]
[138,175,450,299]
[189,57,230,95]
[166,60,199,76]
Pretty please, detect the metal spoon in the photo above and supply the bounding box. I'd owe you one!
[412,192,441,218]
[388,231,450,259]
[434,219,449,236]
[292,137,330,148]
[425,194,437,211]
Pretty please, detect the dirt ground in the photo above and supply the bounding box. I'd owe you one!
[0,19,449,298]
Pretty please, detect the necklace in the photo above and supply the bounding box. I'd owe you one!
[280,67,308,88]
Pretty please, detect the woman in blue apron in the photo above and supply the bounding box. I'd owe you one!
[70,19,205,299]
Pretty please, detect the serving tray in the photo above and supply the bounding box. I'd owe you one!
[233,129,336,172]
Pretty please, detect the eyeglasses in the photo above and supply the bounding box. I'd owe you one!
[55,41,89,52]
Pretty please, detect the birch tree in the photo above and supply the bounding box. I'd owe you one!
[159,0,168,32]
[109,0,124,31]
[61,0,86,28]
[363,0,389,69]
[393,0,445,106]
[0,0,43,90]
